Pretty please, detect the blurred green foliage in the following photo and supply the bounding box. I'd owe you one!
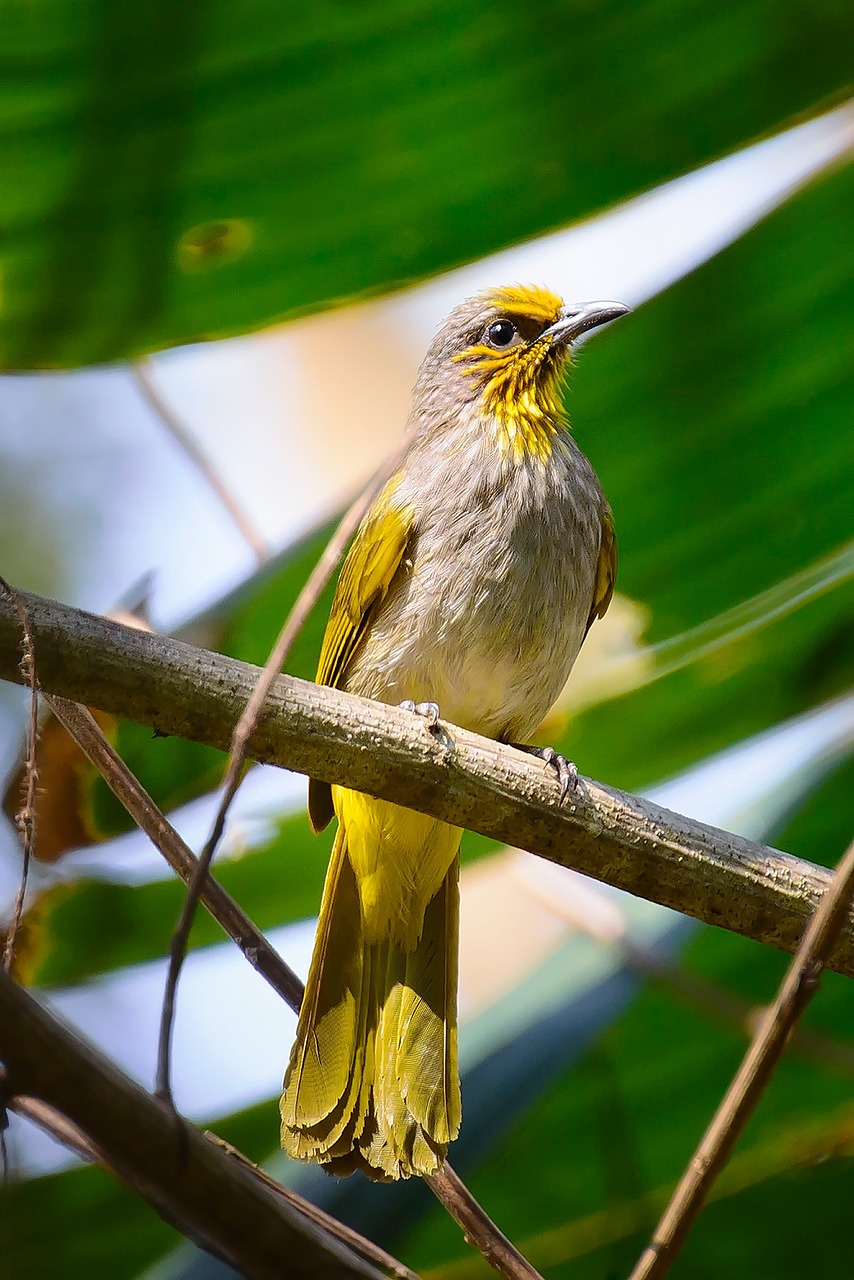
[1,0,851,366]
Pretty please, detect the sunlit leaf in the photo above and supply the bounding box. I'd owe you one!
[2,1,851,367]
[29,808,330,987]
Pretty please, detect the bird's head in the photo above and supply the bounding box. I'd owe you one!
[415,284,629,462]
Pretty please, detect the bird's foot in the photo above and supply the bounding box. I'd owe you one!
[399,699,442,733]
[511,743,578,803]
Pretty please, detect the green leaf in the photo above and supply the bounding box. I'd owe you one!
[2,0,851,367]
[4,1095,279,1280]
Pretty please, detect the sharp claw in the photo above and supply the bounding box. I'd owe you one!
[557,758,579,803]
[514,743,578,803]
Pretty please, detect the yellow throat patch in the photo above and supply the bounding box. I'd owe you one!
[454,285,568,464]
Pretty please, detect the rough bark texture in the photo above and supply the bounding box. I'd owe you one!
[0,971,382,1280]
[0,588,849,975]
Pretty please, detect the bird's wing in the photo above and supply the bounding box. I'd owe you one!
[309,475,415,831]
[316,476,415,690]
[586,505,617,632]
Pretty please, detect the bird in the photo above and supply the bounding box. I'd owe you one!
[280,284,629,1181]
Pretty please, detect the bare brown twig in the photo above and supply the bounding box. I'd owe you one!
[209,1134,421,1280]
[156,444,403,1100]
[428,1108,854,1280]
[9,701,420,1277]
[44,695,304,1014]
[7,1080,417,1280]
[628,832,854,1280]
[426,1165,546,1280]
[529,877,854,1076]
[132,359,271,567]
[9,1090,104,1166]
[0,576,39,974]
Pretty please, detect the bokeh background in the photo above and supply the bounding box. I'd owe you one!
[2,3,853,1276]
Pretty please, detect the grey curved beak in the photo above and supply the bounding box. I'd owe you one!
[543,300,631,345]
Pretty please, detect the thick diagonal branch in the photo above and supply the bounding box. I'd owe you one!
[0,970,383,1280]
[0,588,850,975]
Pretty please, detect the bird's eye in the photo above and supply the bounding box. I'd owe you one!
[484,319,517,349]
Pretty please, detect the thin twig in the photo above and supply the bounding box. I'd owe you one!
[209,1134,421,1280]
[156,443,404,1100]
[7,1086,417,1280]
[0,576,39,973]
[9,1091,104,1166]
[628,832,854,1280]
[132,359,271,566]
[1,1066,10,1192]
[426,1165,545,1280]
[22,700,421,1276]
[429,1108,854,1279]
[45,696,303,1014]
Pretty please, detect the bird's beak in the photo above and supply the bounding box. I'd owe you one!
[542,301,631,345]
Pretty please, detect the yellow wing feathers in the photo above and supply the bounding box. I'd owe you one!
[587,506,617,632]
[308,476,414,833]
[315,477,414,691]
[289,471,461,1179]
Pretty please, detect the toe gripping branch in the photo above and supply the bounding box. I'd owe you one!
[400,700,441,731]
[510,743,578,803]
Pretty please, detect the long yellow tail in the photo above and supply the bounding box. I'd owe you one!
[280,796,462,1181]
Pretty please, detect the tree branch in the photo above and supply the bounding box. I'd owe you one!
[425,1165,545,1280]
[0,588,851,977]
[0,969,385,1280]
[9,1082,417,1280]
[0,576,39,972]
